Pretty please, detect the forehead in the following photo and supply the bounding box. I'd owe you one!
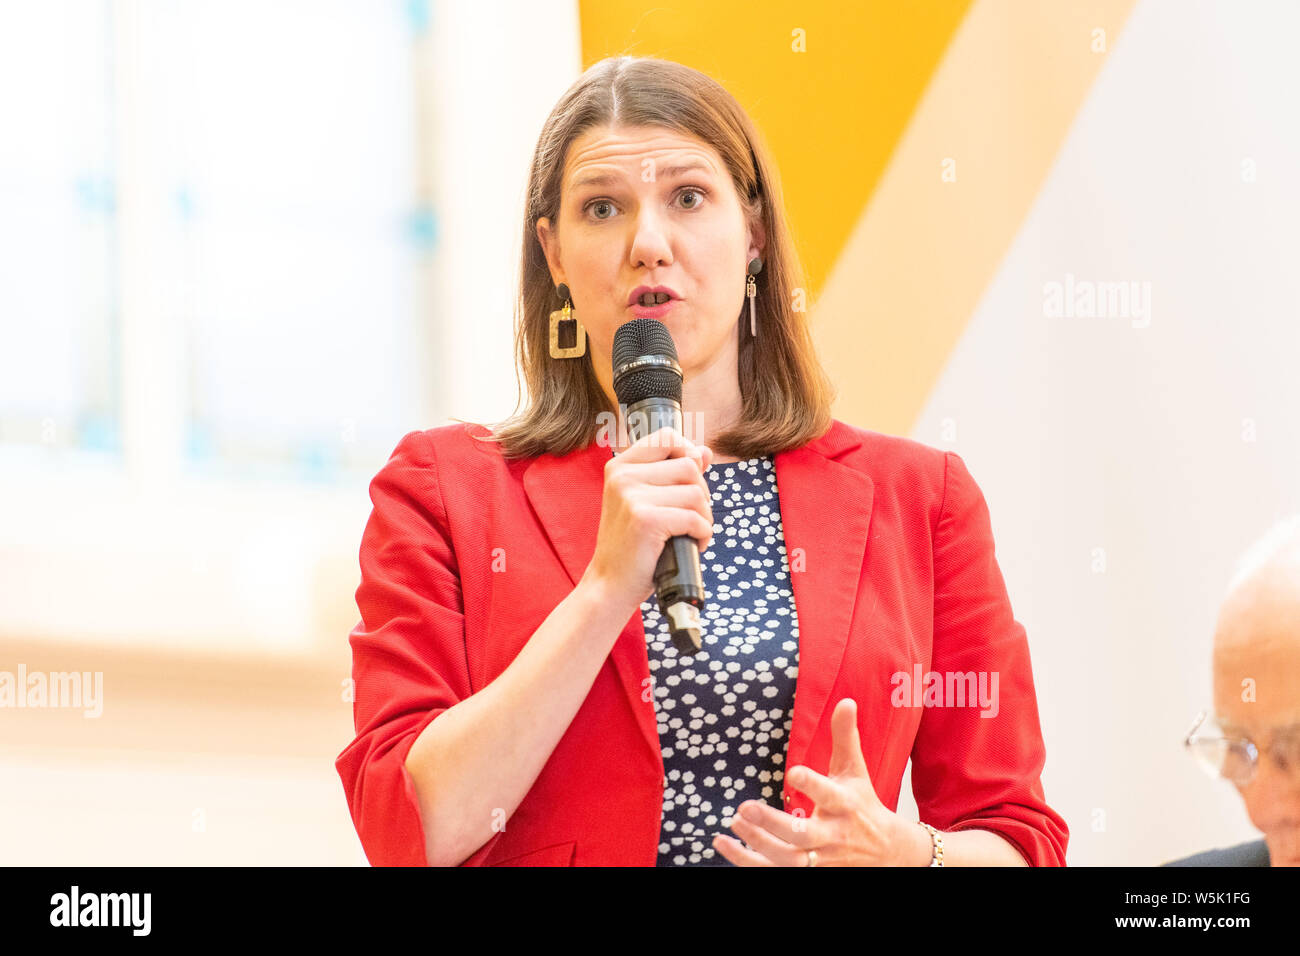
[563,125,724,189]
[1213,636,1300,732]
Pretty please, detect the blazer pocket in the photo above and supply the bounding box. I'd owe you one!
[487,839,577,867]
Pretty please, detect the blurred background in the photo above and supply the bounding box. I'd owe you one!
[1,0,1296,865]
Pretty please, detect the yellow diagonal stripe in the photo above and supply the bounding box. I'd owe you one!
[577,0,973,295]
[813,0,1136,434]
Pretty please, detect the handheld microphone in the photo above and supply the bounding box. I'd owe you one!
[612,318,707,655]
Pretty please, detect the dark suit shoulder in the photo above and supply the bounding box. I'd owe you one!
[1163,839,1270,866]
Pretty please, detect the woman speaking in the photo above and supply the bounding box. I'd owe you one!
[336,56,1068,867]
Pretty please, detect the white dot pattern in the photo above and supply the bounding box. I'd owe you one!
[625,451,802,866]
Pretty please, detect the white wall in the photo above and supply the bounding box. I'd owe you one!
[430,0,584,428]
[0,0,583,866]
[908,0,1300,865]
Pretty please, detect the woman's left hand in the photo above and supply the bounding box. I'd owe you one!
[712,697,930,866]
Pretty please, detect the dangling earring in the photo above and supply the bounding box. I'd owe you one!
[746,257,763,337]
[549,282,586,358]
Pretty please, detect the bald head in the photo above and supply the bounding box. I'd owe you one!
[1215,515,1300,662]
[1211,515,1300,867]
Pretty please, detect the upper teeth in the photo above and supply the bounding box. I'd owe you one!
[639,292,670,305]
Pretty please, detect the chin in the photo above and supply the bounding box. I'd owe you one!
[1266,835,1300,866]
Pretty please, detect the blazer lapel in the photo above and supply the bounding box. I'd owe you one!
[772,423,873,783]
[522,421,874,789]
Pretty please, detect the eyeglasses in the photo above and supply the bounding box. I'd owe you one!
[1183,710,1300,785]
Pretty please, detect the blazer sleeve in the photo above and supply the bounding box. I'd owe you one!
[335,429,491,866]
[908,451,1070,866]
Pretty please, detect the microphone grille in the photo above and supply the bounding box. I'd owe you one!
[613,319,683,406]
[613,317,678,367]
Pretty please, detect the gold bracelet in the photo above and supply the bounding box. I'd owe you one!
[920,822,945,867]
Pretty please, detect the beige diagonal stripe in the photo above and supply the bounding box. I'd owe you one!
[814,0,1137,436]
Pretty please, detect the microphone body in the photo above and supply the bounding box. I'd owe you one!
[612,317,708,655]
[625,397,707,655]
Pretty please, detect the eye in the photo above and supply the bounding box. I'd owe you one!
[1273,729,1300,773]
[677,186,707,209]
[586,199,616,221]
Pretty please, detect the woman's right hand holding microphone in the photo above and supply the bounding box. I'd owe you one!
[582,426,715,610]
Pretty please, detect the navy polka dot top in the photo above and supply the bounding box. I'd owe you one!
[618,450,802,866]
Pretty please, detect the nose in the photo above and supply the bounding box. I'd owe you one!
[1240,749,1300,835]
[629,208,673,271]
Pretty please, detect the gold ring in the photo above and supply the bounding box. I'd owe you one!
[805,849,818,867]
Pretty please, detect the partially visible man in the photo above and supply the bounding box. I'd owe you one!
[1166,515,1300,867]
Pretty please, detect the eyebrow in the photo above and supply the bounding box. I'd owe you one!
[1219,719,1300,737]
[569,161,715,190]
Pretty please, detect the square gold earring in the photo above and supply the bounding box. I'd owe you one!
[549,286,586,358]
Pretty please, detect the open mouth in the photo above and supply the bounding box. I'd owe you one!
[629,291,680,317]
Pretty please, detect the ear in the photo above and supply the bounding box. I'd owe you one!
[536,216,563,286]
[747,213,767,263]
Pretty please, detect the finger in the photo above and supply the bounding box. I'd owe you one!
[618,426,700,464]
[727,813,810,867]
[629,494,713,551]
[785,765,854,816]
[732,799,828,851]
[642,505,715,552]
[711,833,775,867]
[611,434,707,481]
[657,430,708,474]
[635,485,713,532]
[619,455,710,487]
[632,483,711,513]
[828,697,872,783]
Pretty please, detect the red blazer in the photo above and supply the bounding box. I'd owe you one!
[335,418,1069,866]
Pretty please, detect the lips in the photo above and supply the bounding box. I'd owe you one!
[629,297,679,318]
[627,284,680,307]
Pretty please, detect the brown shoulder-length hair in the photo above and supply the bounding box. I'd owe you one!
[456,55,836,461]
